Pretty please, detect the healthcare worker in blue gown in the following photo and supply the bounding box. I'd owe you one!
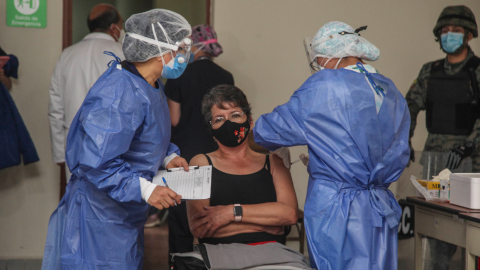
[254,21,410,270]
[42,9,193,269]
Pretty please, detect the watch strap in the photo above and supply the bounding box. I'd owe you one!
[234,204,242,222]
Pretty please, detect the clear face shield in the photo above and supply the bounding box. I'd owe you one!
[148,22,191,66]
[303,36,318,75]
[126,23,191,64]
[125,23,192,79]
[303,36,335,73]
[175,37,192,63]
[306,26,369,74]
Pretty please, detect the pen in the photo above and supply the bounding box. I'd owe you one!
[162,177,177,206]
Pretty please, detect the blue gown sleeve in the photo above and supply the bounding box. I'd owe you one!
[167,142,180,156]
[253,88,315,151]
[158,143,180,170]
[69,75,146,203]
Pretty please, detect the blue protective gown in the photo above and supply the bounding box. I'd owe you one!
[42,60,179,270]
[253,68,410,270]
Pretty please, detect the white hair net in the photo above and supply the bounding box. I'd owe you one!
[312,21,380,62]
[122,9,192,62]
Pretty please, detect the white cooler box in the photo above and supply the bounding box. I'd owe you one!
[450,173,480,209]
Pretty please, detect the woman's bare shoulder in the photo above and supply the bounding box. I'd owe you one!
[269,153,290,175]
[189,154,210,167]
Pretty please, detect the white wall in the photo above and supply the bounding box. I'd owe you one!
[0,0,479,259]
[213,0,480,209]
[0,0,63,259]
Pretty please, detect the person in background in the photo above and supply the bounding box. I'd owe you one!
[407,5,479,171]
[162,24,234,261]
[253,21,410,270]
[48,3,125,182]
[42,9,192,269]
[0,47,39,170]
[0,46,13,90]
[406,5,478,270]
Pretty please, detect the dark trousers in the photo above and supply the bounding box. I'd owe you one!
[424,237,464,270]
[169,202,194,266]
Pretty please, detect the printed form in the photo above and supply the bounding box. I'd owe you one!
[152,166,212,200]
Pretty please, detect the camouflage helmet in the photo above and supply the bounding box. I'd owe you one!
[433,5,477,38]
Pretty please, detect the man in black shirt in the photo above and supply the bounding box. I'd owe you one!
[164,24,234,261]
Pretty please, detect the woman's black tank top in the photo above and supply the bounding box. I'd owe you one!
[198,154,287,245]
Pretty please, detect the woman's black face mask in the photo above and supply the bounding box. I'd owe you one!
[211,119,250,148]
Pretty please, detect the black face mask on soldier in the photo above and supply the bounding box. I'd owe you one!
[211,119,250,148]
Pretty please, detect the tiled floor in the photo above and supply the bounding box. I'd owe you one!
[0,259,42,270]
[1,224,415,270]
[0,225,170,270]
[143,222,170,270]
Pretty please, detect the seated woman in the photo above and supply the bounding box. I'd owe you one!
[187,84,299,245]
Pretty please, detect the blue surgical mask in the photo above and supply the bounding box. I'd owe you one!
[161,53,188,79]
[441,32,464,53]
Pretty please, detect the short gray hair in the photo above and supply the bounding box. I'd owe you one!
[201,85,252,124]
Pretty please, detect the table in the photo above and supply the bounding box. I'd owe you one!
[406,196,480,270]
[459,213,480,269]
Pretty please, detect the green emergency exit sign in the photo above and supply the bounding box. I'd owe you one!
[7,0,47,28]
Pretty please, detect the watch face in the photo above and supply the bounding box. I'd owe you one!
[234,206,243,216]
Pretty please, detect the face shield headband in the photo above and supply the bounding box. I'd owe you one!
[126,23,192,64]
[310,26,367,70]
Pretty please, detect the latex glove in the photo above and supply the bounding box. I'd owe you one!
[272,147,291,169]
[446,142,475,170]
[299,154,309,167]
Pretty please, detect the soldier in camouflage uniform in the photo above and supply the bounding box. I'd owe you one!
[407,5,480,172]
[406,6,478,270]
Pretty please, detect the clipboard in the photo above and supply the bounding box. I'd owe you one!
[152,165,212,200]
[167,166,199,172]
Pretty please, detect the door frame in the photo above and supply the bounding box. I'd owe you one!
[62,0,72,50]
[62,0,213,49]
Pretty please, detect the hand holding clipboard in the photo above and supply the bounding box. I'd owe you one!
[165,156,190,171]
[153,166,212,200]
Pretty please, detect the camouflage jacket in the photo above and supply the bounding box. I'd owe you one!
[406,49,480,152]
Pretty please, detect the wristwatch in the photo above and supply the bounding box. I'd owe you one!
[464,140,475,149]
[233,204,243,222]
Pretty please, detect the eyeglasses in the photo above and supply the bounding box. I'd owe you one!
[210,112,246,128]
[175,37,192,62]
[177,45,188,54]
